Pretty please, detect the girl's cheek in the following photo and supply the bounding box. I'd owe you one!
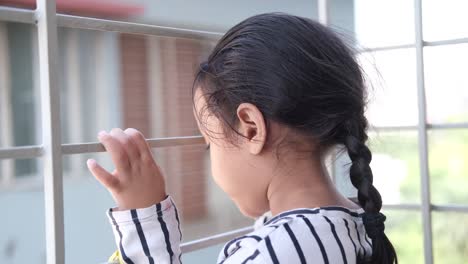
[209,149,227,190]
[209,148,238,195]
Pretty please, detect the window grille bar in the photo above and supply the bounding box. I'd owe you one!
[318,0,329,25]
[424,37,468,47]
[431,205,468,213]
[370,125,419,131]
[361,44,416,53]
[0,6,35,24]
[383,204,468,213]
[181,227,253,254]
[427,123,468,130]
[0,136,205,159]
[62,136,205,155]
[56,14,223,40]
[36,0,65,263]
[0,146,43,160]
[383,204,421,210]
[370,123,468,132]
[414,0,434,263]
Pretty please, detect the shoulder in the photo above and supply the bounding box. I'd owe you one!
[219,207,371,264]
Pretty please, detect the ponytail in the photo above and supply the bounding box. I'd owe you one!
[345,135,398,264]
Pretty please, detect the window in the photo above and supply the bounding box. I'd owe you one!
[330,0,468,263]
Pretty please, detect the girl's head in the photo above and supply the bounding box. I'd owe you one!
[192,13,397,263]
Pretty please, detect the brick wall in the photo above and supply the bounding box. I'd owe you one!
[120,34,151,136]
[119,34,209,220]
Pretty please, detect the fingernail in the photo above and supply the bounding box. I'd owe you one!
[86,159,96,167]
[98,131,107,138]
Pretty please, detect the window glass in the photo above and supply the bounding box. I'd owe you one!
[0,158,45,264]
[384,210,424,264]
[0,22,40,148]
[429,129,468,205]
[334,130,420,204]
[425,44,468,124]
[62,152,116,264]
[368,130,421,203]
[432,212,468,263]
[0,22,40,177]
[359,49,418,127]
[330,0,414,48]
[355,0,414,48]
[423,0,468,42]
[57,29,215,144]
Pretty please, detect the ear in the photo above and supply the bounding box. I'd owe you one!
[236,103,267,155]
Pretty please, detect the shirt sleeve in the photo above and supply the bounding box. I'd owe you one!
[107,196,182,264]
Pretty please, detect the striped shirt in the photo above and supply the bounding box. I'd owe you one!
[107,196,372,264]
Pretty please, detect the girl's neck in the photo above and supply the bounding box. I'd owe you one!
[266,155,359,216]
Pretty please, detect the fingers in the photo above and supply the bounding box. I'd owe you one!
[110,128,140,163]
[87,159,119,189]
[124,128,154,162]
[97,128,155,173]
[98,130,131,172]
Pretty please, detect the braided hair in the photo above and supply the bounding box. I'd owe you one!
[345,120,397,263]
[193,13,398,263]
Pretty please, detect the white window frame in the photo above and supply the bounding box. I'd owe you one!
[1,0,468,263]
[0,22,14,186]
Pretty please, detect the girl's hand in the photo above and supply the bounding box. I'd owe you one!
[86,128,167,210]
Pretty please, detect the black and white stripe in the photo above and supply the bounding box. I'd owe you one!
[344,218,358,257]
[284,223,306,264]
[324,215,348,264]
[170,198,183,263]
[131,209,154,264]
[157,203,174,264]
[265,235,279,264]
[300,215,329,264]
[108,210,134,264]
[223,235,262,258]
[238,250,260,264]
[107,196,371,264]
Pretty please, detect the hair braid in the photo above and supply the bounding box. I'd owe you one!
[344,129,397,264]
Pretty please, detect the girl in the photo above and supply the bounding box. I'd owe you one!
[87,13,397,264]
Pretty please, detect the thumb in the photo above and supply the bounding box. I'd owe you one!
[87,159,119,190]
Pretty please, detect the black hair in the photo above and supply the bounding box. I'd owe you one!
[192,13,397,264]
